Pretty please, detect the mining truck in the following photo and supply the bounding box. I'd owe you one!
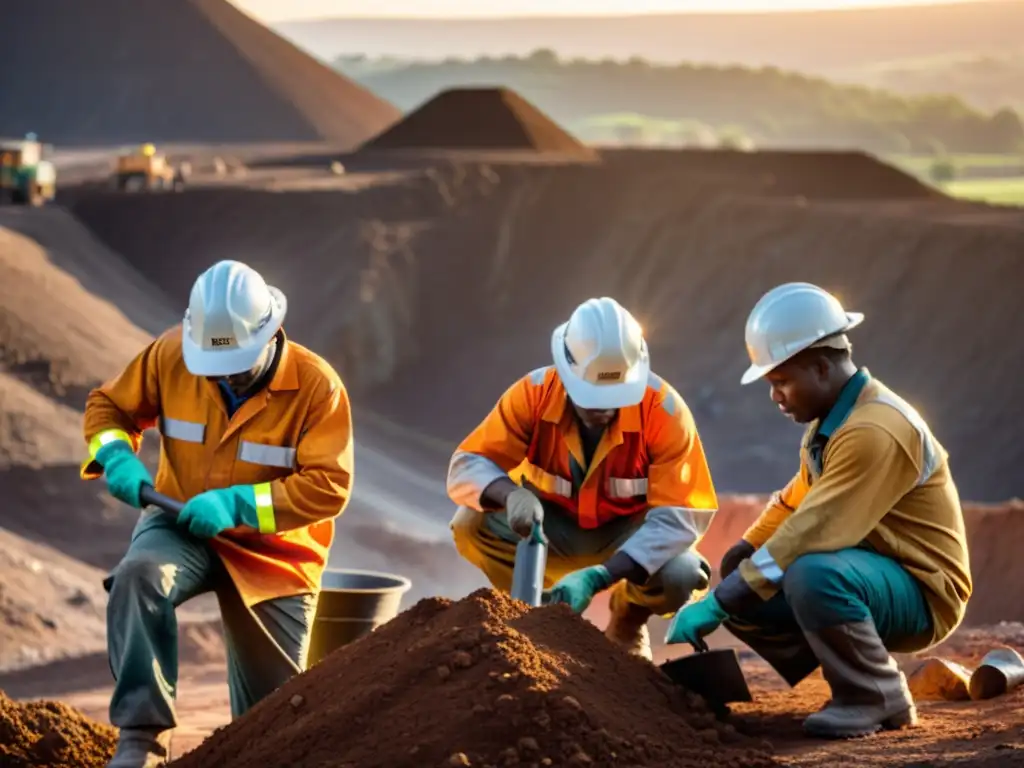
[111,143,186,192]
[0,135,57,206]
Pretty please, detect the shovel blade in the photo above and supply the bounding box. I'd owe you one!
[659,648,753,705]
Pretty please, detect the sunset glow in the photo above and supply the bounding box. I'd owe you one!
[235,0,985,22]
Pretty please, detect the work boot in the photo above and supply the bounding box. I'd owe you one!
[802,620,917,739]
[107,727,173,768]
[605,586,653,662]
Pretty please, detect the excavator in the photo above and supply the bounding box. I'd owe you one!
[0,134,57,206]
[111,143,187,192]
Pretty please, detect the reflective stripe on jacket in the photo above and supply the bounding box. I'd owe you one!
[447,365,718,574]
[81,325,354,606]
[739,370,971,646]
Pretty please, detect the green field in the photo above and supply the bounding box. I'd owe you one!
[885,152,1024,176]
[940,177,1024,206]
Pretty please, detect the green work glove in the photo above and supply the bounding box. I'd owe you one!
[542,565,614,614]
[96,440,154,509]
[178,485,260,539]
[664,592,729,648]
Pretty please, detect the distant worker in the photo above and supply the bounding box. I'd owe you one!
[81,260,354,767]
[665,282,971,739]
[447,297,719,661]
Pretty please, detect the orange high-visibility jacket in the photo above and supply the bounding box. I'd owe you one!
[81,325,354,607]
[447,365,719,575]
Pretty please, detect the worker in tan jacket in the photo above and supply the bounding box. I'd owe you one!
[81,260,353,767]
[665,282,971,739]
[448,297,719,660]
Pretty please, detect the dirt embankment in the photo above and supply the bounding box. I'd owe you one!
[0,209,175,567]
[66,155,1024,503]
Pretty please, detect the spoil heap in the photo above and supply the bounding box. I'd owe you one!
[0,0,399,146]
[358,87,595,158]
[0,691,116,768]
[171,589,777,768]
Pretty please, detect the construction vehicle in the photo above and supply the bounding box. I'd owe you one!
[0,134,57,206]
[111,143,186,192]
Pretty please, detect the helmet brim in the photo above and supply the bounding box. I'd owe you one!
[181,285,287,377]
[550,322,650,410]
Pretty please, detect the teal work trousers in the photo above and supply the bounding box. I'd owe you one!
[103,508,318,730]
[723,548,934,686]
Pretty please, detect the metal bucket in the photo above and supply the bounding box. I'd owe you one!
[307,568,412,667]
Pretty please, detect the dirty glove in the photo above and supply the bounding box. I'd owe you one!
[664,592,729,649]
[95,440,153,509]
[543,565,614,614]
[505,487,544,538]
[178,485,263,539]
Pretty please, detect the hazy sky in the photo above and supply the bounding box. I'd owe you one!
[234,0,983,22]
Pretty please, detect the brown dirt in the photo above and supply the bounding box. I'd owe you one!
[168,588,778,768]
[358,87,596,158]
[0,0,399,147]
[0,690,116,768]
[0,209,171,567]
[0,529,108,674]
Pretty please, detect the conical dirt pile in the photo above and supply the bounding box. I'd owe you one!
[359,87,593,157]
[0,690,116,768]
[169,589,777,768]
[0,0,400,146]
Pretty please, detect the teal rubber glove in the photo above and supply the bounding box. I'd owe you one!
[664,592,730,649]
[178,485,259,539]
[542,565,614,614]
[96,440,153,509]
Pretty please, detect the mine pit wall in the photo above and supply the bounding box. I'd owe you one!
[64,159,1024,506]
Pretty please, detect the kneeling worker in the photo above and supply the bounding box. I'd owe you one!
[666,282,972,738]
[448,297,719,660]
[81,260,354,767]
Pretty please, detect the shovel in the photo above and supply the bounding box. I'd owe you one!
[140,485,184,514]
[659,637,752,714]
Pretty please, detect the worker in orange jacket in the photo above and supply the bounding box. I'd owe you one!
[81,260,353,768]
[448,297,719,660]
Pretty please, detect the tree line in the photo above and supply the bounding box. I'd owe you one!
[335,50,1024,155]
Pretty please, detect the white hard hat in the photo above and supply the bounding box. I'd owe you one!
[181,260,287,377]
[740,282,863,385]
[551,297,650,409]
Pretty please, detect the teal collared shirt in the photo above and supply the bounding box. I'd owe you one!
[807,367,871,476]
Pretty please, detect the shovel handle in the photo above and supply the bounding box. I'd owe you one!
[691,637,710,653]
[139,485,185,516]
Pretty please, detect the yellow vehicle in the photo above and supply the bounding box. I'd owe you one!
[111,143,186,192]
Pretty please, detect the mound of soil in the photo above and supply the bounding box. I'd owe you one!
[358,87,594,158]
[0,209,169,567]
[0,0,399,146]
[598,148,942,200]
[0,690,116,768]
[170,589,777,768]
